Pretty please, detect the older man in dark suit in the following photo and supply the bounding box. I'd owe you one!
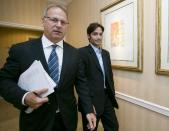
[78,23,119,131]
[0,4,96,131]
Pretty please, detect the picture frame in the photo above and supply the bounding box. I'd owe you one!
[155,0,169,75]
[101,0,143,72]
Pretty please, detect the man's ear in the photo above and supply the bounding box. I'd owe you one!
[87,34,90,41]
[42,17,45,25]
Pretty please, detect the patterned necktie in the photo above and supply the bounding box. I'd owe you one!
[48,45,59,84]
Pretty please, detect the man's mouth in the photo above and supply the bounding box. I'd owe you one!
[96,40,102,43]
[53,30,62,34]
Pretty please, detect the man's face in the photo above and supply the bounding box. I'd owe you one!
[42,7,68,43]
[88,27,103,47]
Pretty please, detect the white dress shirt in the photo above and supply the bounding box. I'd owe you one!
[90,44,106,88]
[42,35,63,113]
[22,35,63,107]
[41,34,63,82]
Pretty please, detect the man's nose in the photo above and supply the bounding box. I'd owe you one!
[55,21,62,26]
[97,34,102,39]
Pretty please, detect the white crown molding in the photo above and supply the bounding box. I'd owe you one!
[116,91,169,117]
[0,21,43,31]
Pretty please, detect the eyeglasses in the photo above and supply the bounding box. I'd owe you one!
[44,16,69,26]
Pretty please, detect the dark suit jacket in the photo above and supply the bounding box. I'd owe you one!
[78,45,118,116]
[0,38,92,131]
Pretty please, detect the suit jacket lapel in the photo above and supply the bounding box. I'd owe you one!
[102,50,109,77]
[31,40,73,88]
[57,42,69,87]
[30,38,49,74]
[88,45,103,73]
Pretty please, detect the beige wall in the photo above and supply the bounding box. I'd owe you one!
[0,27,43,68]
[0,0,46,67]
[67,0,169,131]
[0,100,19,131]
[0,0,169,130]
[0,0,48,26]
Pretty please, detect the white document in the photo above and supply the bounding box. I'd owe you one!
[18,60,56,113]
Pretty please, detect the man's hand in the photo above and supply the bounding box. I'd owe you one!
[86,113,96,131]
[24,88,49,109]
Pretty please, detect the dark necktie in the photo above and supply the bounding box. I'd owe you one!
[48,45,59,84]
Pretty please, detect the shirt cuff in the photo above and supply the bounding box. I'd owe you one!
[22,92,30,105]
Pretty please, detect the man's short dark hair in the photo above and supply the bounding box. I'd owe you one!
[87,22,104,35]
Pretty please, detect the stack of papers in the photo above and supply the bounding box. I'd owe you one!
[18,60,56,113]
[18,60,56,97]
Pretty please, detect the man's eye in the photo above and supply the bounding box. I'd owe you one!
[92,33,98,35]
[52,18,59,22]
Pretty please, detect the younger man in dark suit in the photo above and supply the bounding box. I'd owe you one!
[78,23,119,131]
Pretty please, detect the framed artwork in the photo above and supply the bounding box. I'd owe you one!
[101,0,143,72]
[156,0,169,75]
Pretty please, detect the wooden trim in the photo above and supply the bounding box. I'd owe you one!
[0,21,43,31]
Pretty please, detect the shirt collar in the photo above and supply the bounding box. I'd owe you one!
[42,34,63,49]
[90,43,102,54]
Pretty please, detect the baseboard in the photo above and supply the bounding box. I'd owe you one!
[115,91,169,117]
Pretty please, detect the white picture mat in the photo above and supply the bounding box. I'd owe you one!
[101,0,139,67]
